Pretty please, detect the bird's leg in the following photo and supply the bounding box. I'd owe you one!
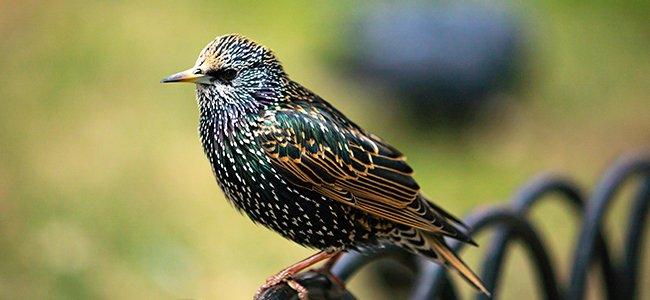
[321,251,342,270]
[254,248,342,299]
[312,251,346,288]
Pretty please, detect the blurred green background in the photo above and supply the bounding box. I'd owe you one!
[0,1,648,299]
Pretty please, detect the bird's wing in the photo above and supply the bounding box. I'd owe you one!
[255,105,452,235]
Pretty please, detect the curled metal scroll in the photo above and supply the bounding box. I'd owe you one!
[258,153,650,300]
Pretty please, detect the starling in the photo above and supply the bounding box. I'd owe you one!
[162,34,489,298]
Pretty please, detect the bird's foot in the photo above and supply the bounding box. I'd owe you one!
[254,249,342,299]
[254,271,309,300]
[286,278,309,300]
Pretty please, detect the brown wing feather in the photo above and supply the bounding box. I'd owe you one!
[256,107,453,235]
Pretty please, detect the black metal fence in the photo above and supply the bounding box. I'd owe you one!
[259,153,650,299]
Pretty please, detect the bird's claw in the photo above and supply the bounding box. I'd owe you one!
[287,279,309,300]
[254,273,309,300]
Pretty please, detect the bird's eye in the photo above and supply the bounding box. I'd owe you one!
[206,68,238,83]
[220,68,237,81]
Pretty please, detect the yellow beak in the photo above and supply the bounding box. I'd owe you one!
[161,68,209,84]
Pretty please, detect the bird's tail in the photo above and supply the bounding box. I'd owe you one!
[422,232,491,296]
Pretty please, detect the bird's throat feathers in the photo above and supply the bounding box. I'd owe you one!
[195,77,298,141]
[196,85,260,143]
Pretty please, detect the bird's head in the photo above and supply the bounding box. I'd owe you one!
[162,34,286,104]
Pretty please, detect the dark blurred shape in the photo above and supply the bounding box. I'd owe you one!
[361,253,417,299]
[343,3,524,129]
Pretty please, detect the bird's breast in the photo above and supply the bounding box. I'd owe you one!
[196,114,373,249]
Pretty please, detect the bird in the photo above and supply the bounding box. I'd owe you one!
[161,34,489,298]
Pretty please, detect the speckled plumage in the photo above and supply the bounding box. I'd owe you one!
[163,34,488,295]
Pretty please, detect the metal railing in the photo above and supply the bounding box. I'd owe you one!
[259,153,650,299]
